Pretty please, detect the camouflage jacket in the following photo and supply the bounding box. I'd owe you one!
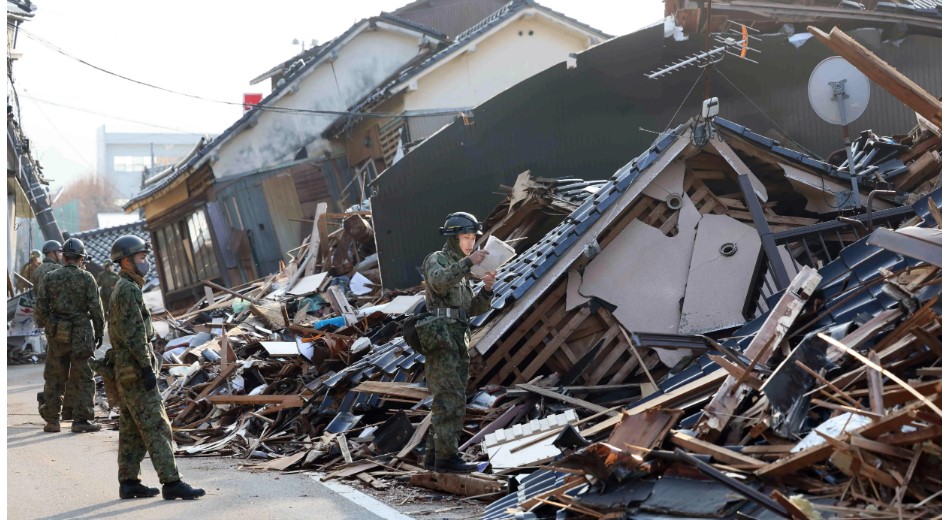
[35,264,104,337]
[108,270,157,373]
[17,262,38,290]
[97,270,120,306]
[421,241,492,323]
[31,258,59,291]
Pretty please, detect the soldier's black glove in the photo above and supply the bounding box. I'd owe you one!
[95,335,103,348]
[140,367,157,391]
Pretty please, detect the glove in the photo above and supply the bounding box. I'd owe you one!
[95,335,103,348]
[140,367,157,391]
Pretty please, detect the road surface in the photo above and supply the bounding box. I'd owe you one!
[6,363,411,520]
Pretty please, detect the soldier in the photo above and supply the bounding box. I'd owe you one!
[32,239,63,291]
[34,238,103,434]
[16,250,41,291]
[107,235,204,500]
[96,261,120,309]
[417,212,496,473]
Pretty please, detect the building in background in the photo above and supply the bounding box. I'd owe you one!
[96,126,208,206]
[8,0,64,293]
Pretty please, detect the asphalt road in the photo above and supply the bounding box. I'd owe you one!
[6,363,405,520]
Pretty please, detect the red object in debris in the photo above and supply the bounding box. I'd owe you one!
[243,93,263,112]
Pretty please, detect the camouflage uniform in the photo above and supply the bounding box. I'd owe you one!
[17,261,39,291]
[31,258,59,292]
[417,240,493,460]
[109,270,181,485]
[97,268,120,309]
[34,264,104,423]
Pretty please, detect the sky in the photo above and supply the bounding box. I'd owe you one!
[11,0,665,192]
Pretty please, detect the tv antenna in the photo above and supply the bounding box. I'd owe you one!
[645,21,762,80]
[807,56,870,208]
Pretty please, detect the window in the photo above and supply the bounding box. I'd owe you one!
[112,155,152,173]
[154,207,220,293]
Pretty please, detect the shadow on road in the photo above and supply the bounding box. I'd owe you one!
[36,498,177,520]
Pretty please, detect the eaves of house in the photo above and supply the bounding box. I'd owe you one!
[124,12,448,213]
[322,0,612,139]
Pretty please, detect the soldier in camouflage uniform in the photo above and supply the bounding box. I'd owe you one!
[107,235,205,501]
[34,238,103,434]
[417,212,496,473]
[32,239,62,291]
[16,250,41,292]
[96,261,120,308]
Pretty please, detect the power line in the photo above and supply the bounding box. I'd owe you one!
[15,26,464,120]
[21,93,207,134]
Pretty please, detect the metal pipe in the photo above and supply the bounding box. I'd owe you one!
[867,190,898,232]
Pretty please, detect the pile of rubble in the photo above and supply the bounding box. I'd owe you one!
[91,26,942,520]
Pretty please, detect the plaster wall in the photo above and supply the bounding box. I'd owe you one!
[402,13,593,113]
[213,29,428,179]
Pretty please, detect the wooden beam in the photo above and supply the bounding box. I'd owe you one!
[205,394,303,407]
[808,25,942,128]
[516,383,621,417]
[305,202,328,276]
[698,266,821,438]
[172,363,239,426]
[670,431,766,468]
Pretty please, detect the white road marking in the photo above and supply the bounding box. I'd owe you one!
[311,473,415,520]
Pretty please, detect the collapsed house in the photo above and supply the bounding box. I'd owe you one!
[99,101,942,518]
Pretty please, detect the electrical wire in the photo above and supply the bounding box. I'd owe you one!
[14,26,465,120]
[20,93,206,134]
[662,69,705,135]
[713,66,819,159]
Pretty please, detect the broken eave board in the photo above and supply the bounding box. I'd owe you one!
[696,265,822,438]
[607,408,682,456]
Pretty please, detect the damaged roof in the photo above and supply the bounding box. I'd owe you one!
[323,0,612,138]
[70,220,160,288]
[124,13,447,212]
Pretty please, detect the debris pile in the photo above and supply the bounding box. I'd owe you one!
[88,25,942,519]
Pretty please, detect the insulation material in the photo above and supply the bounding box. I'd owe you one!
[679,214,761,334]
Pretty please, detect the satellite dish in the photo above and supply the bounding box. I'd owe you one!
[808,56,870,125]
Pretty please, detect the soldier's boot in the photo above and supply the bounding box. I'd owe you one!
[434,455,476,474]
[71,420,102,433]
[119,480,159,499]
[162,480,206,500]
[43,421,60,433]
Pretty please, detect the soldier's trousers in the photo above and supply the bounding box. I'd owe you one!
[418,319,470,459]
[116,376,180,484]
[39,328,95,423]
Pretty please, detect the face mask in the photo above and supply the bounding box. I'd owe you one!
[135,259,151,276]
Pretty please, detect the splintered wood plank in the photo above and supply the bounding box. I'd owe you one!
[476,282,567,384]
[351,381,430,400]
[173,364,239,426]
[205,394,303,407]
[516,384,619,416]
[756,392,942,477]
[492,302,572,384]
[520,307,593,382]
[608,409,681,455]
[670,431,766,468]
[809,26,942,128]
[698,266,821,438]
[583,325,626,385]
[409,472,502,497]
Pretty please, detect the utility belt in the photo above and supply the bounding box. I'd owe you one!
[47,314,90,344]
[431,307,469,321]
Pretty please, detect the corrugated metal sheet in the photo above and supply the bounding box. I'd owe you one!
[372,23,942,289]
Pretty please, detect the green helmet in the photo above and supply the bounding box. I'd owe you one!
[439,212,482,236]
[41,240,62,254]
[30,250,41,259]
[62,238,87,258]
[111,234,150,262]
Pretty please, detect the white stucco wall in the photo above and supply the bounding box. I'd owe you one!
[212,28,429,179]
[402,12,594,114]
